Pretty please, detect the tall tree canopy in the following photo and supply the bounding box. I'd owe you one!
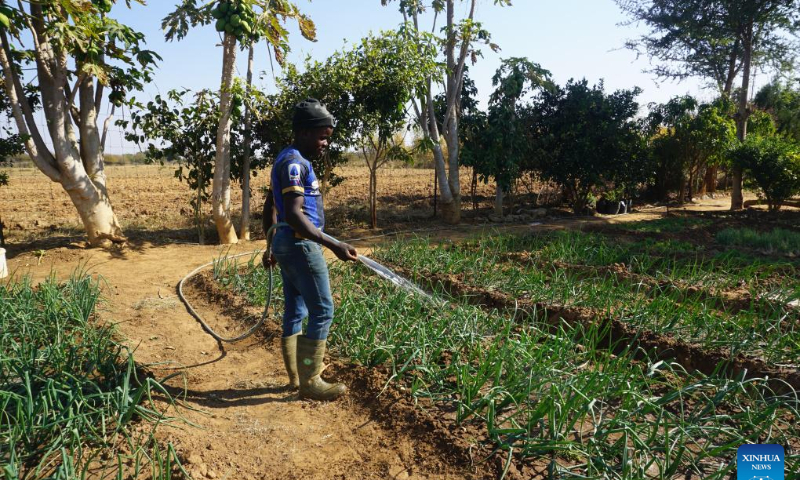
[616,0,800,210]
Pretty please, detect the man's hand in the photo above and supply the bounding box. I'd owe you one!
[331,241,358,262]
[262,252,277,269]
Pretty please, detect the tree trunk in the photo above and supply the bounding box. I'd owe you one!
[494,183,503,216]
[432,158,438,216]
[442,112,461,224]
[471,170,478,211]
[239,44,255,241]
[369,167,378,229]
[213,33,239,244]
[704,165,718,193]
[731,26,753,211]
[196,167,205,245]
[722,39,740,96]
[0,18,123,248]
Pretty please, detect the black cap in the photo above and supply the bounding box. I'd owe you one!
[292,98,336,130]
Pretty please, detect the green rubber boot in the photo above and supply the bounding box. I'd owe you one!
[297,336,346,401]
[280,333,300,389]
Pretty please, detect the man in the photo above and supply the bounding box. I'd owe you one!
[266,98,357,401]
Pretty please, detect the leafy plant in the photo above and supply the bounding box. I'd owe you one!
[534,79,647,213]
[729,135,800,211]
[212,241,800,478]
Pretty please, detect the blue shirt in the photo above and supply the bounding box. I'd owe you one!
[270,146,324,231]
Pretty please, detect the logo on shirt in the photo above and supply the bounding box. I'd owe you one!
[288,164,301,182]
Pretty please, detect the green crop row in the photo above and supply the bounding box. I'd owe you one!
[211,256,800,479]
[0,274,183,480]
[610,217,713,234]
[716,227,800,256]
[372,232,800,364]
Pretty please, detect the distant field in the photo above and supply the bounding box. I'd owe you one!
[0,164,497,245]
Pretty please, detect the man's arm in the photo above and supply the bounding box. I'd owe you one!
[283,193,357,261]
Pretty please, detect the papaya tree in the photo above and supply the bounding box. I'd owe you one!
[0,0,160,247]
[383,0,508,224]
[164,0,315,244]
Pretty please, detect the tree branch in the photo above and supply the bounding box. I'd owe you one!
[0,30,59,180]
[101,104,115,152]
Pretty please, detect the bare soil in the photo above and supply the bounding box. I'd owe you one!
[0,164,499,250]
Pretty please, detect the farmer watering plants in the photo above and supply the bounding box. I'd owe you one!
[263,98,358,401]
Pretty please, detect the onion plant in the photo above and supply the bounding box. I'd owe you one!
[374,234,799,364]
[213,253,799,479]
[0,274,182,479]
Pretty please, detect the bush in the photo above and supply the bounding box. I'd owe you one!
[534,79,647,213]
[729,136,800,211]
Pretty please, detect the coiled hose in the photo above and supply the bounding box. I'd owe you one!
[176,223,285,343]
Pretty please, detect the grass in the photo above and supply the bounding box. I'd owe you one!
[716,227,800,256]
[613,217,712,234]
[211,254,800,479]
[0,273,184,479]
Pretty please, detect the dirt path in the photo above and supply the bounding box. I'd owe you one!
[4,193,763,480]
[8,240,483,479]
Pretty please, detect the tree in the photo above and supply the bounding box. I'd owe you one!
[239,44,255,240]
[754,79,800,142]
[730,135,800,211]
[256,31,435,229]
[120,89,249,244]
[535,79,645,214]
[616,0,800,210]
[461,58,552,216]
[647,96,736,201]
[383,0,507,224]
[253,59,358,194]
[346,31,436,228]
[0,0,160,247]
[164,0,315,244]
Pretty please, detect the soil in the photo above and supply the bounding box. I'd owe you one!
[0,164,499,249]
[4,170,796,480]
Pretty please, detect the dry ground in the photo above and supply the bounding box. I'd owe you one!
[0,164,500,249]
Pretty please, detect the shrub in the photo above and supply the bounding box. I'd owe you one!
[729,136,800,211]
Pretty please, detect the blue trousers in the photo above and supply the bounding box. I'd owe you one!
[271,229,334,340]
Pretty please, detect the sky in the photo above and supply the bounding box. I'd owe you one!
[8,0,775,154]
